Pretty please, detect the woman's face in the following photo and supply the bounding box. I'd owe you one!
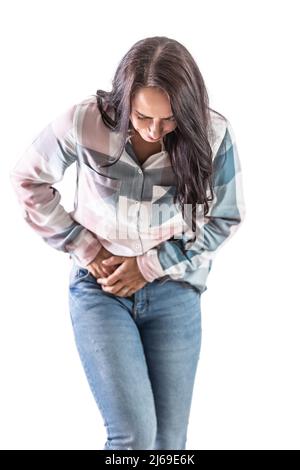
[130,87,177,143]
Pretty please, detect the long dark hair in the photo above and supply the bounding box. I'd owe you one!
[92,36,226,233]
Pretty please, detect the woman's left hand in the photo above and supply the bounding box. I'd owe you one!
[96,255,147,297]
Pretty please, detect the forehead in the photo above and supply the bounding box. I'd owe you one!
[131,87,172,116]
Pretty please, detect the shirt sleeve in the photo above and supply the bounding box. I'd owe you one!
[9,103,102,267]
[136,119,246,282]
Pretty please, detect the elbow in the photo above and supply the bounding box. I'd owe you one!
[9,168,20,192]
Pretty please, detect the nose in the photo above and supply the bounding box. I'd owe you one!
[148,122,163,139]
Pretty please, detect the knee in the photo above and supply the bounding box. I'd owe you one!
[106,414,157,450]
[154,429,187,450]
[124,414,158,450]
[131,420,157,450]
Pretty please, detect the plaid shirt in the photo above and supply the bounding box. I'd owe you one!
[10,94,246,294]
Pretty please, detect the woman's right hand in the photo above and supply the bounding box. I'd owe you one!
[86,246,119,278]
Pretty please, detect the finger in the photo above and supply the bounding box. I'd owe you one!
[90,267,111,278]
[114,285,133,297]
[101,281,124,294]
[102,256,124,267]
[117,289,132,298]
[101,266,112,276]
[97,264,125,286]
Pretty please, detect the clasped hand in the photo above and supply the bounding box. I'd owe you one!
[86,246,147,297]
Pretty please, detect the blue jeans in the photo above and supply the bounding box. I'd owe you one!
[68,262,202,450]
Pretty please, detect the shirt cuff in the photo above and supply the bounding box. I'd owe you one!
[66,229,103,267]
[136,248,165,282]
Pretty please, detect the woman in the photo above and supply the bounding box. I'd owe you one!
[10,36,246,450]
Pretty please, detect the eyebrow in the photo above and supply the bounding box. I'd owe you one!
[134,109,174,119]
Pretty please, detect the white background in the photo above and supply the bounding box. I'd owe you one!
[1,0,299,450]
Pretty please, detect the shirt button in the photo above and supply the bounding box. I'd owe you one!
[138,169,142,174]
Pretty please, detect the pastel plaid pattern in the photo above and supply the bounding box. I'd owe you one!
[10,95,246,293]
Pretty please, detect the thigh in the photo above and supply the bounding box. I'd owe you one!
[68,264,156,445]
[139,280,202,448]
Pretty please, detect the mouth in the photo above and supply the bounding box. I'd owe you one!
[147,135,161,142]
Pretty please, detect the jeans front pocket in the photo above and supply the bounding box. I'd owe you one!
[75,267,91,280]
[69,264,91,286]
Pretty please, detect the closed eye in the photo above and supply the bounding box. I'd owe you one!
[137,116,175,122]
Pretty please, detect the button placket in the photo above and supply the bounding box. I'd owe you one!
[134,168,144,253]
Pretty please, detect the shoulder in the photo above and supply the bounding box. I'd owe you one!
[208,108,236,158]
[74,94,102,119]
[52,95,99,134]
[71,94,114,149]
[208,108,227,154]
[75,94,115,117]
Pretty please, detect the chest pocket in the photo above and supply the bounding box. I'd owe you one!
[80,162,121,207]
[151,184,178,227]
